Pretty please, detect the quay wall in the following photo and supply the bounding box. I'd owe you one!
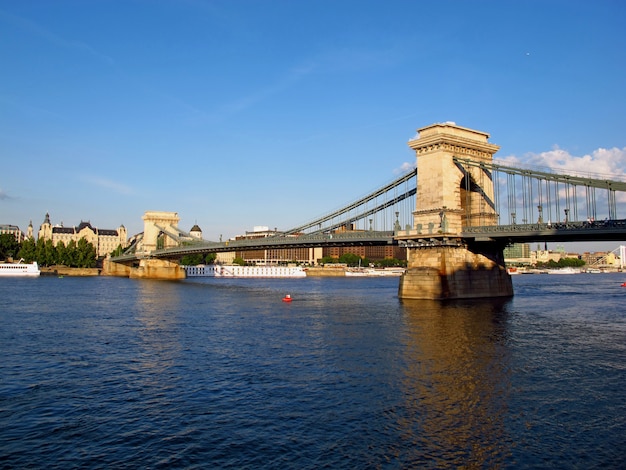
[41,266,100,276]
[305,267,347,277]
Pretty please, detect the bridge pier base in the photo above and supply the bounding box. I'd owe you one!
[102,258,186,280]
[129,259,187,280]
[398,240,513,300]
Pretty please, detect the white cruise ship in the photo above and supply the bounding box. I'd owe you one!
[184,265,307,278]
[0,261,41,277]
[345,267,405,277]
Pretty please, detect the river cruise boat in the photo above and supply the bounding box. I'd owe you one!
[184,265,307,278]
[345,267,405,277]
[0,260,41,277]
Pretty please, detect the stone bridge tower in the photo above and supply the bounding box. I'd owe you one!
[139,211,182,254]
[109,211,186,280]
[397,122,513,299]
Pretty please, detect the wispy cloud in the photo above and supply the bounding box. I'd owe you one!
[216,42,401,119]
[0,187,12,200]
[218,61,318,117]
[0,9,114,65]
[80,175,134,195]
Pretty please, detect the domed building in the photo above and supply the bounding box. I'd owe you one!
[189,224,203,240]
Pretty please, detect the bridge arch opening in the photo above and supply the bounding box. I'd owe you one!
[460,174,481,226]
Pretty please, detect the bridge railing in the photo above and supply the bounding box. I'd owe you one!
[137,230,396,259]
[462,218,626,242]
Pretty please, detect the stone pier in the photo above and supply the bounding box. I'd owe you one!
[398,240,513,299]
[397,122,513,299]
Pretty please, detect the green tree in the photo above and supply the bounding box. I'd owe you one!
[110,244,125,257]
[181,253,205,265]
[319,255,338,265]
[233,257,246,266]
[0,233,20,260]
[377,257,407,268]
[76,238,97,268]
[559,257,585,267]
[17,238,36,262]
[338,253,363,267]
[64,240,78,267]
[56,241,69,265]
[36,239,57,267]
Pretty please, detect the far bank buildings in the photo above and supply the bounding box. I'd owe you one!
[36,213,128,258]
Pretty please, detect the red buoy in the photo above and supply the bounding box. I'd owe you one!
[282,294,292,302]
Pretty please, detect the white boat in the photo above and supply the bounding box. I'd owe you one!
[547,267,580,274]
[345,267,405,277]
[184,264,307,278]
[0,260,41,277]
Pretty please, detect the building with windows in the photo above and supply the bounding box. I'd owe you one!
[0,224,26,243]
[234,226,321,265]
[503,243,532,265]
[231,226,406,265]
[323,244,406,263]
[37,213,128,258]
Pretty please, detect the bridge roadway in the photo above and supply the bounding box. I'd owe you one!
[113,230,396,262]
[111,219,626,263]
[461,218,626,244]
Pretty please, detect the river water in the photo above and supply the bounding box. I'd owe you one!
[1,273,624,468]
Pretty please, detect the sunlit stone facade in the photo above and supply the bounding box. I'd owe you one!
[38,213,128,258]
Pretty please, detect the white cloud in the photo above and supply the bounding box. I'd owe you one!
[394,161,416,174]
[499,146,626,180]
[496,146,626,217]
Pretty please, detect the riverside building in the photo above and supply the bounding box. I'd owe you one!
[37,213,128,258]
[0,224,26,243]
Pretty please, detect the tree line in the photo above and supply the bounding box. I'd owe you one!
[319,253,407,267]
[0,234,107,268]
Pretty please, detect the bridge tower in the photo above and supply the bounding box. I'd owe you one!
[397,122,513,299]
[104,211,187,280]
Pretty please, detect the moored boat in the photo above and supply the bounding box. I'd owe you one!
[345,267,405,277]
[0,260,41,277]
[547,267,580,274]
[184,264,307,278]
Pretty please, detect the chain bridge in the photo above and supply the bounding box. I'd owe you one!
[106,122,626,298]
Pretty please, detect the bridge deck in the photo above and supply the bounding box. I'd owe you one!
[110,219,626,263]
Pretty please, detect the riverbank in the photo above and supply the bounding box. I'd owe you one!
[40,266,100,276]
[304,267,347,277]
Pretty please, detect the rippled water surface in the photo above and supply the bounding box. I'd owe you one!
[1,274,625,468]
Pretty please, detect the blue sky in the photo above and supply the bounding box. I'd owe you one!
[2,0,626,251]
